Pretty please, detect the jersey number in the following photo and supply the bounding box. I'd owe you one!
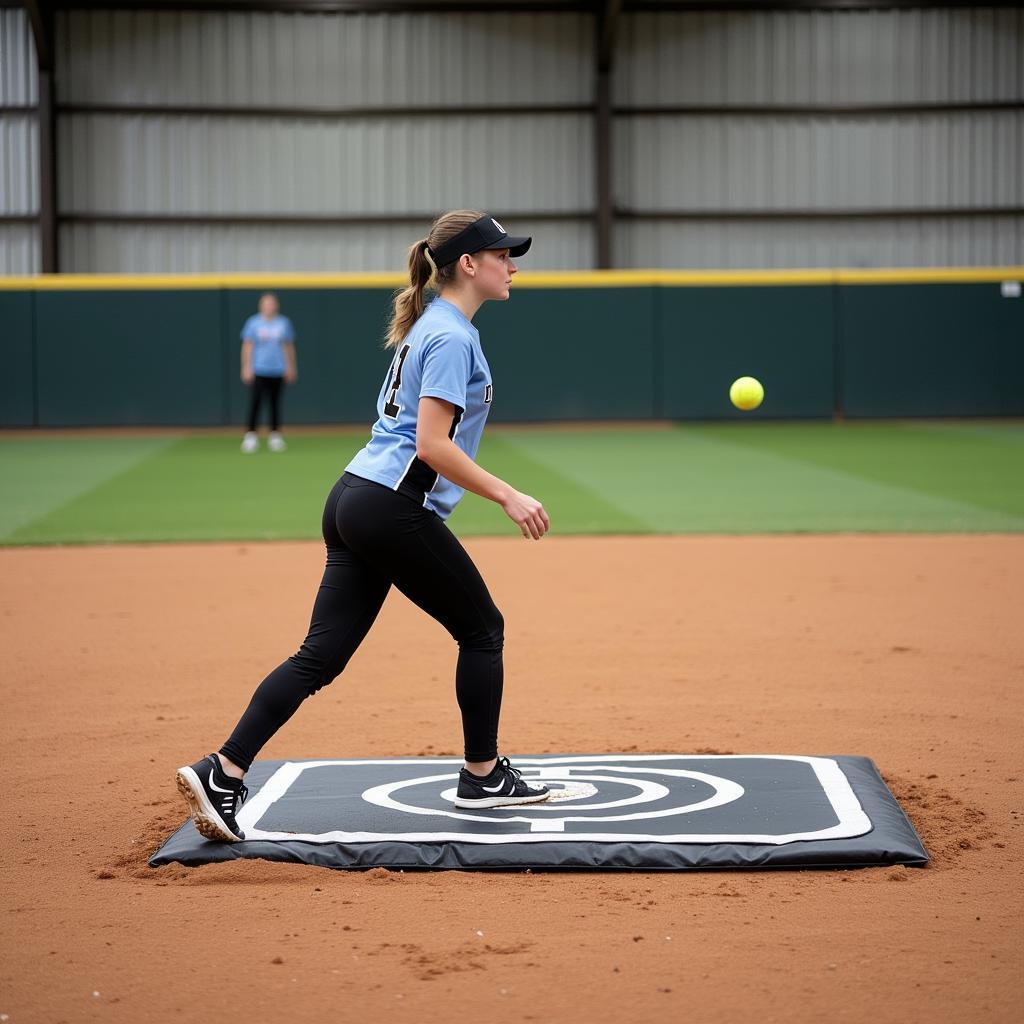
[383,344,411,419]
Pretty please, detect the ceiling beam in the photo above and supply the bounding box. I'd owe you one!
[38,2,592,12]
[30,1,1024,12]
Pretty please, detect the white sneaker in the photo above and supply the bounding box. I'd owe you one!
[268,431,287,453]
[241,431,259,454]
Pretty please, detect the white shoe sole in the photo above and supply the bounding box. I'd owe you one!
[453,790,552,809]
[175,765,243,843]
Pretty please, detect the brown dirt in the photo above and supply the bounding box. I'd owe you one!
[1,535,1021,1023]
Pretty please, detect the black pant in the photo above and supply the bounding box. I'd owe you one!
[247,375,284,432]
[220,472,505,772]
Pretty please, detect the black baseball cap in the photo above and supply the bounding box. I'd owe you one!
[427,215,532,270]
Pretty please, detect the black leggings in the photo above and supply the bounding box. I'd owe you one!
[220,472,504,772]
[248,375,283,432]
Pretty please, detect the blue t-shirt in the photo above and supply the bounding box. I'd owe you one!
[241,314,295,377]
[345,297,493,520]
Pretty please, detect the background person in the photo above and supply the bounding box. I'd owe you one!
[240,292,297,453]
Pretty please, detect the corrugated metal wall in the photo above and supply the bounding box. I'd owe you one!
[615,216,1024,271]
[615,7,1023,268]
[615,8,1023,105]
[618,112,1021,209]
[56,9,594,272]
[60,10,594,106]
[0,7,40,274]
[6,5,1019,274]
[58,114,592,215]
[58,221,596,275]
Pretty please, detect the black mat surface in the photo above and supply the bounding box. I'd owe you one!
[150,754,928,871]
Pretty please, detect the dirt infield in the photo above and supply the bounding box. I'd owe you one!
[2,535,1021,1023]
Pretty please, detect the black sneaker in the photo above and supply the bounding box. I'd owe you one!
[454,756,551,808]
[175,754,248,842]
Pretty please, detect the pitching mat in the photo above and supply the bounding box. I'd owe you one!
[150,754,927,872]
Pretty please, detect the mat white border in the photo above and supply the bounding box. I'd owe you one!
[236,754,872,846]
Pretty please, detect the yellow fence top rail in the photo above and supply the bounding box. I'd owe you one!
[0,267,1021,290]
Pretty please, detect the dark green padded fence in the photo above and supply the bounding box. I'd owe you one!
[33,290,224,426]
[476,287,658,420]
[2,276,1021,427]
[657,285,837,420]
[839,283,1024,417]
[0,290,34,427]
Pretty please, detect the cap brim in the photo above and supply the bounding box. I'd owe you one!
[483,235,531,258]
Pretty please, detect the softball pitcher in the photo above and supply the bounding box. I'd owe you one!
[176,210,551,842]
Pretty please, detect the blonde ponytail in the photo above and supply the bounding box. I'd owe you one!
[385,239,433,350]
[384,208,483,350]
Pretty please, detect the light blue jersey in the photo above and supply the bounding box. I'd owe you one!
[241,314,294,376]
[345,297,493,520]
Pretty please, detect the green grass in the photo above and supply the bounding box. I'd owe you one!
[1,422,1022,545]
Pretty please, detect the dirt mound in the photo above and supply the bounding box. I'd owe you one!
[883,774,1000,867]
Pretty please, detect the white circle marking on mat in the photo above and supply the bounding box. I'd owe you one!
[438,779,600,803]
[360,764,745,833]
[437,777,657,809]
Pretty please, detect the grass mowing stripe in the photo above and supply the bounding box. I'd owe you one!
[5,432,646,544]
[4,424,1023,545]
[0,436,181,540]
[501,426,1024,533]
[906,422,1024,446]
[6,434,366,544]
[450,434,648,537]
[690,422,1024,522]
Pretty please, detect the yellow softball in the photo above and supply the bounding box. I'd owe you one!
[729,376,764,411]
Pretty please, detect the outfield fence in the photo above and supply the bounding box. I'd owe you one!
[1,268,1022,427]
